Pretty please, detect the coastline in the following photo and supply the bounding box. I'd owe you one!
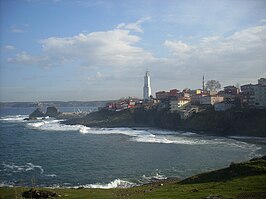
[1,156,266,199]
[61,107,266,138]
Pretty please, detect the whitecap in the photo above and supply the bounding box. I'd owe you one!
[0,115,28,122]
[45,174,57,177]
[2,162,44,174]
[77,179,136,189]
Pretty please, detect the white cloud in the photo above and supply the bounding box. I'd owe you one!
[164,40,192,54]
[163,24,266,87]
[10,24,29,33]
[7,52,49,65]
[116,17,150,33]
[260,19,266,23]
[3,45,16,50]
[7,22,266,95]
[8,24,154,71]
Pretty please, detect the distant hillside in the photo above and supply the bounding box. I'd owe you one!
[0,101,110,108]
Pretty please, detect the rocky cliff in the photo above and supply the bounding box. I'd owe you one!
[63,107,266,137]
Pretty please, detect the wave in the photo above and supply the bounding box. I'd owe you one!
[27,119,91,133]
[72,179,136,189]
[3,115,263,154]
[2,162,44,174]
[45,174,57,178]
[0,115,28,122]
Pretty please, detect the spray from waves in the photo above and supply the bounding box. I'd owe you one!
[25,118,263,154]
[27,119,91,133]
[76,179,136,189]
[0,115,28,122]
[2,162,44,174]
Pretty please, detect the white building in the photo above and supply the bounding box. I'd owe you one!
[143,71,151,100]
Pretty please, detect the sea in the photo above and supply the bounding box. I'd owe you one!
[1,107,266,189]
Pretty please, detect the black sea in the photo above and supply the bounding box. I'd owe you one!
[1,107,266,188]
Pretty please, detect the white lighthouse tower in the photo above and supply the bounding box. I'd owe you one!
[143,71,151,100]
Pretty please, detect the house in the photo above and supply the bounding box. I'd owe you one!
[253,85,266,108]
[240,84,256,108]
[224,86,239,96]
[156,91,169,100]
[200,95,224,105]
[258,78,266,86]
[214,102,234,111]
[170,98,190,112]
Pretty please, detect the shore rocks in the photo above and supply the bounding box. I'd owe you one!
[45,106,60,117]
[29,108,46,119]
[22,188,60,198]
[28,106,60,120]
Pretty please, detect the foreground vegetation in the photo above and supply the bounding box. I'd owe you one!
[1,157,266,199]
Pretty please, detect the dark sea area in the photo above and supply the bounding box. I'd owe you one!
[1,107,266,188]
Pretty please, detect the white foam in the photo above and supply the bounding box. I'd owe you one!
[24,118,263,153]
[2,162,44,174]
[45,174,57,177]
[0,115,28,122]
[27,119,91,133]
[77,179,136,189]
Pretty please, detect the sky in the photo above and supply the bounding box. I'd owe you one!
[1,0,266,102]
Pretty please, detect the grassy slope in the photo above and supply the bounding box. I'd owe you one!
[1,158,266,199]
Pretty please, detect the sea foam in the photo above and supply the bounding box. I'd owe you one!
[75,179,136,189]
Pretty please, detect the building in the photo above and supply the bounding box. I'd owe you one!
[240,84,256,108]
[224,86,239,96]
[258,78,266,86]
[143,71,151,100]
[254,85,266,108]
[214,102,234,111]
[200,95,224,105]
[170,98,190,112]
[156,91,169,100]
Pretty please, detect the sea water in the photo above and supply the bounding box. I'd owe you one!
[0,107,266,188]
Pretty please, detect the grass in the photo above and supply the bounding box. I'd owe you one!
[1,158,266,199]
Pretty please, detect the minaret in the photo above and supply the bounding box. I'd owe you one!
[202,75,205,91]
[143,71,151,100]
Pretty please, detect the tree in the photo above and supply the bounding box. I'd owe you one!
[205,80,221,92]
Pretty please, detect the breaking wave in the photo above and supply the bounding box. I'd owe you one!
[2,115,262,154]
[0,115,28,122]
[75,179,136,189]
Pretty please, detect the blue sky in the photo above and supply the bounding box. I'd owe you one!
[1,0,266,102]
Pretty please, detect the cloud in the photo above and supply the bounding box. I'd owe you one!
[7,21,266,94]
[260,19,266,23]
[116,17,150,33]
[164,40,192,54]
[163,24,266,86]
[10,24,29,33]
[3,45,16,50]
[7,52,49,66]
[8,22,154,71]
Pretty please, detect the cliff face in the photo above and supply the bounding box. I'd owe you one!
[64,108,266,137]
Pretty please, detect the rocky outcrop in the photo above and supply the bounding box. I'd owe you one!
[45,106,60,117]
[29,108,46,119]
[22,188,60,198]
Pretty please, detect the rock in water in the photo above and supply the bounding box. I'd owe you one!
[45,106,60,117]
[29,108,46,119]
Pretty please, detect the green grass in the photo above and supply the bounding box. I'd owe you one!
[1,158,266,199]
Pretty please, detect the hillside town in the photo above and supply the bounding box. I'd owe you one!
[105,72,266,120]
